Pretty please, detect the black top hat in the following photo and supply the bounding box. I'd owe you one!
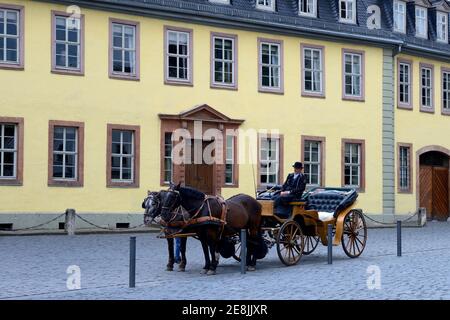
[293,162,303,169]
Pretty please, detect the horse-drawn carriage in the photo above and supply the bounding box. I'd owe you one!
[144,184,367,274]
[256,186,368,266]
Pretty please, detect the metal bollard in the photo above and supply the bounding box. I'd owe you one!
[129,237,136,288]
[65,209,76,236]
[397,220,402,257]
[327,224,333,265]
[240,229,247,274]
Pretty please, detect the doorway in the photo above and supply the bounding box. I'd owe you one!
[419,151,449,221]
[184,139,215,195]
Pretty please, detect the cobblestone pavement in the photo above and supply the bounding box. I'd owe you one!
[2,222,450,300]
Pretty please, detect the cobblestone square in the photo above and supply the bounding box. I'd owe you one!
[1,222,450,300]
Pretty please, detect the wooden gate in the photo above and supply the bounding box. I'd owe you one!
[420,165,449,221]
[185,140,214,195]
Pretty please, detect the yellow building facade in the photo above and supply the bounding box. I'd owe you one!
[0,0,449,229]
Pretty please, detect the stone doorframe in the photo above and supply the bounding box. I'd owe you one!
[416,145,450,213]
[159,104,244,195]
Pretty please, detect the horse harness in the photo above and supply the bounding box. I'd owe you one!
[161,194,228,235]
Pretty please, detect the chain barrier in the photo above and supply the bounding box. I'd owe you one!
[7,213,66,232]
[362,211,419,226]
[2,213,148,232]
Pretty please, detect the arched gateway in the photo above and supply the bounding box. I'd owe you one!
[417,146,450,221]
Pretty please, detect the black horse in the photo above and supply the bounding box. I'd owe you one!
[158,184,263,275]
[142,191,188,272]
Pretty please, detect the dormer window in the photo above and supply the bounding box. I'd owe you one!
[415,6,428,38]
[256,0,275,12]
[339,0,356,24]
[437,12,448,43]
[209,0,230,4]
[299,0,317,17]
[393,0,407,33]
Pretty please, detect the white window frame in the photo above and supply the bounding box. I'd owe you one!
[0,124,17,179]
[225,135,234,185]
[303,46,323,95]
[443,70,450,111]
[304,140,321,186]
[54,15,81,71]
[260,42,281,89]
[166,30,191,82]
[344,52,362,98]
[437,11,448,43]
[0,8,20,64]
[259,137,280,185]
[421,66,433,108]
[256,0,275,12]
[415,6,428,39]
[52,127,78,181]
[212,36,235,87]
[339,0,356,24]
[344,143,361,188]
[299,0,317,17]
[399,62,411,105]
[163,132,173,184]
[111,130,135,182]
[112,23,137,75]
[393,0,407,33]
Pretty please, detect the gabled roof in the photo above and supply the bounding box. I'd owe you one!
[430,0,450,12]
[410,0,433,8]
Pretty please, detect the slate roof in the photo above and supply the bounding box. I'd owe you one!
[41,0,450,60]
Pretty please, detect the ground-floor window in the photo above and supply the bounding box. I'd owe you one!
[0,123,17,179]
[107,124,140,188]
[302,137,325,186]
[398,143,412,193]
[0,117,23,185]
[163,132,173,184]
[342,139,365,191]
[259,135,281,186]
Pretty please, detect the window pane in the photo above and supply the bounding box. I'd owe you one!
[111,168,121,180]
[53,139,64,152]
[122,157,132,170]
[111,156,120,168]
[3,137,14,149]
[53,165,63,178]
[112,142,121,154]
[53,154,64,166]
[65,154,76,166]
[65,166,75,179]
[3,152,14,164]
[122,169,132,180]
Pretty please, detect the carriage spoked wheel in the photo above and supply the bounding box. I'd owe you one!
[232,241,242,262]
[342,209,367,258]
[276,220,305,266]
[302,235,320,255]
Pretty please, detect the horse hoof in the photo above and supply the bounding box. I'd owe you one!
[166,267,174,271]
[200,269,208,274]
[247,266,256,272]
[206,270,217,276]
[178,267,186,272]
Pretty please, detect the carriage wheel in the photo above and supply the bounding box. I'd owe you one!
[276,220,305,266]
[342,210,367,258]
[302,235,320,255]
[232,241,242,262]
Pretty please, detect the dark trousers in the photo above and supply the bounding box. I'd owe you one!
[274,194,296,218]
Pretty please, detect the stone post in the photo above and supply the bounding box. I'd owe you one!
[65,209,76,236]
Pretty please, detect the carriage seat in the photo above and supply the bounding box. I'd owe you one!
[306,191,349,220]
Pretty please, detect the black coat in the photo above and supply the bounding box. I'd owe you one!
[281,173,307,198]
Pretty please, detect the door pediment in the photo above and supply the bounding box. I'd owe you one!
[159,104,245,125]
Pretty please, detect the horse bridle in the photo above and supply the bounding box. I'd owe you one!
[161,189,183,223]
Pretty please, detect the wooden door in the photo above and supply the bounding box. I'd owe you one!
[419,166,433,220]
[184,140,214,195]
[420,165,449,221]
[432,167,449,221]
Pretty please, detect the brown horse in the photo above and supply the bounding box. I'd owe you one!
[159,183,262,275]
